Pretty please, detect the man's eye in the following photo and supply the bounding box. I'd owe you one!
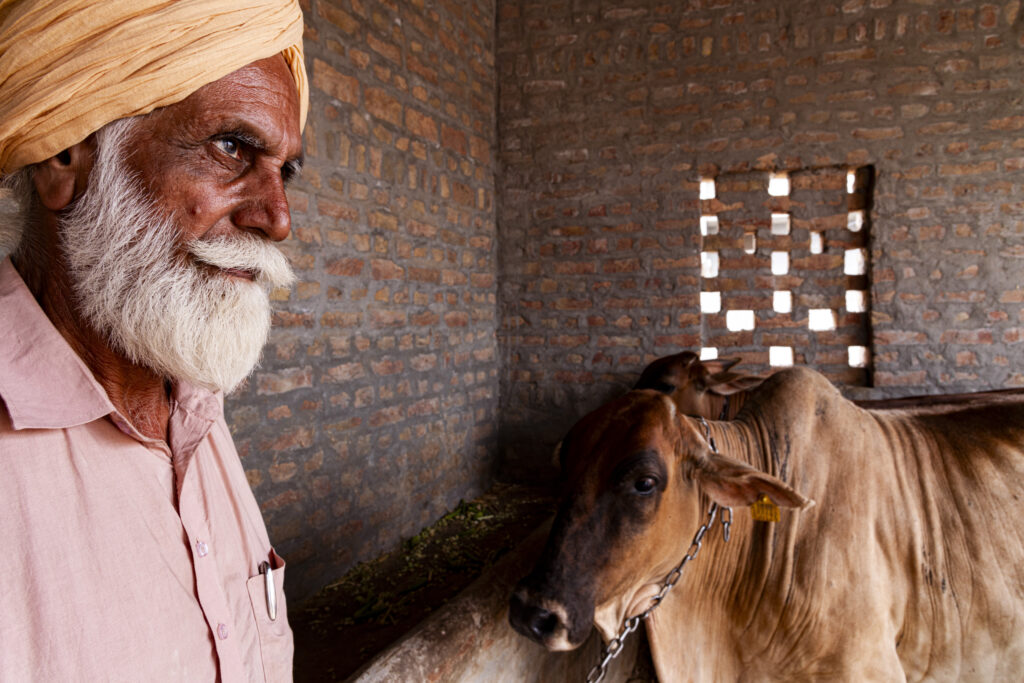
[214,138,241,159]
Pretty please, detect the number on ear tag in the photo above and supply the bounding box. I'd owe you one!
[751,494,780,522]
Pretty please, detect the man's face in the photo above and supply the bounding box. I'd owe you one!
[123,54,303,257]
[57,56,303,393]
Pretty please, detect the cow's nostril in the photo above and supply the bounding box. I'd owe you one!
[529,608,559,639]
[509,592,563,644]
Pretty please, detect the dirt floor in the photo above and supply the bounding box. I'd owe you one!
[289,483,558,682]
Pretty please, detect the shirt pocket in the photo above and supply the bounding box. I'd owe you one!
[246,548,294,682]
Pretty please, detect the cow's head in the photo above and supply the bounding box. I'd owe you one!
[509,389,809,651]
[634,351,765,418]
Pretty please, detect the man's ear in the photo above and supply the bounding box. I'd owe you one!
[704,370,765,397]
[695,452,812,510]
[32,138,95,211]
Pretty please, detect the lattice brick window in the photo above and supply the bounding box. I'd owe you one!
[698,167,873,386]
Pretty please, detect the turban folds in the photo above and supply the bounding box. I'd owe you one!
[0,0,308,175]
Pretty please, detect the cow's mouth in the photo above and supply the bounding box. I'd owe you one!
[508,588,583,651]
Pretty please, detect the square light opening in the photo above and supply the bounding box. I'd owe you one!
[771,212,791,235]
[846,290,867,313]
[844,248,867,276]
[771,251,790,275]
[726,309,756,331]
[767,172,790,197]
[847,210,864,232]
[810,231,824,254]
[700,291,722,313]
[701,251,719,278]
[769,346,794,367]
[700,214,719,236]
[808,308,837,331]
[773,290,792,313]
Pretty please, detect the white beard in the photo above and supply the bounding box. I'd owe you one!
[58,119,295,394]
[0,166,32,260]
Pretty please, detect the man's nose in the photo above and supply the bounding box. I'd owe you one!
[231,164,291,242]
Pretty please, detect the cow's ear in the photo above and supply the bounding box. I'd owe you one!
[703,371,765,397]
[695,453,812,510]
[697,356,741,375]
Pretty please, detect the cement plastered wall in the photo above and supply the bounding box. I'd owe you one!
[225,0,499,601]
[497,0,1024,480]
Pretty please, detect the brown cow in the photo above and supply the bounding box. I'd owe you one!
[510,366,1024,681]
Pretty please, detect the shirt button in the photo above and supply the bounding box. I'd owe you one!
[196,540,209,557]
[217,623,229,640]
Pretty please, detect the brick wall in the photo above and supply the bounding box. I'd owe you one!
[497,0,1024,479]
[225,0,498,600]
[222,0,1024,599]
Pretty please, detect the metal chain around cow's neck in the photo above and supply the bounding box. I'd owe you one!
[585,416,731,683]
[584,501,731,683]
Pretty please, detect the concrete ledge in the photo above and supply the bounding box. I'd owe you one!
[347,519,642,683]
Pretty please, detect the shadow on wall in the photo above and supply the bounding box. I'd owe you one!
[498,377,634,485]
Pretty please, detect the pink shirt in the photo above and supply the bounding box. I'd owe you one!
[0,258,293,681]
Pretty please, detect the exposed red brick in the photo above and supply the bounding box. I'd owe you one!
[940,329,994,344]
[371,358,404,376]
[317,3,359,34]
[326,258,364,276]
[366,33,401,63]
[442,124,468,155]
[405,108,439,142]
[317,198,360,221]
[445,311,470,327]
[939,161,999,175]
[257,367,314,395]
[364,87,402,125]
[311,59,359,104]
[371,259,405,279]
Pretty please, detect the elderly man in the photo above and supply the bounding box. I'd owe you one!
[0,1,307,680]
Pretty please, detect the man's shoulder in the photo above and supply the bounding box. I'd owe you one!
[0,260,115,429]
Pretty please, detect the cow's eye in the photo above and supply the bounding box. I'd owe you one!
[634,476,658,494]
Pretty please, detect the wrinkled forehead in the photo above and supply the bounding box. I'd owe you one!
[561,390,680,479]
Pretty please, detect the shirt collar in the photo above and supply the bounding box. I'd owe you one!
[0,257,225,440]
[0,257,114,430]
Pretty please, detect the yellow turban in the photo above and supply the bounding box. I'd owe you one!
[0,0,308,176]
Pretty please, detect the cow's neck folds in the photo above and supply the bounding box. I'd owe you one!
[650,416,805,682]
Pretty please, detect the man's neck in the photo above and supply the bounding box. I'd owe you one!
[13,228,172,442]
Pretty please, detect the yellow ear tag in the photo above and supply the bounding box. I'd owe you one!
[751,494,780,522]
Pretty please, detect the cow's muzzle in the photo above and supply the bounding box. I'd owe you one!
[508,587,580,651]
